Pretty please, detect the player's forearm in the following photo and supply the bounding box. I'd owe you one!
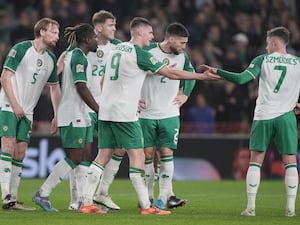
[183,80,196,97]
[49,83,61,117]
[217,69,253,84]
[76,83,99,113]
[1,71,19,108]
[169,69,203,80]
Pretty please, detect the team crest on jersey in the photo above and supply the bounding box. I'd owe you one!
[37,59,43,67]
[2,125,8,132]
[150,56,158,65]
[163,58,170,65]
[76,64,84,73]
[78,138,83,144]
[8,49,17,58]
[97,49,104,58]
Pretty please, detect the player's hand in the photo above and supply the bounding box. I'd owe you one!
[173,94,188,108]
[12,104,25,120]
[200,64,218,74]
[169,63,177,68]
[50,116,58,135]
[294,103,300,115]
[138,100,146,113]
[202,69,221,80]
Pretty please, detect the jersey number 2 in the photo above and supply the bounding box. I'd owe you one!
[273,65,287,93]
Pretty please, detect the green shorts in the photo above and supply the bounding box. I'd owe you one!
[139,116,180,150]
[59,123,90,149]
[249,111,297,155]
[98,120,143,149]
[86,112,98,143]
[0,110,32,143]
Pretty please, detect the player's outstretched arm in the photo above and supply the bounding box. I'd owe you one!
[201,64,254,84]
[158,65,221,81]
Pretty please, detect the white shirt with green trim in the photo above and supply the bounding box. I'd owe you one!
[57,48,91,127]
[99,42,165,122]
[139,43,195,119]
[86,40,121,112]
[247,52,300,120]
[0,40,58,121]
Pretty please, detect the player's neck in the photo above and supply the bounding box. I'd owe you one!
[129,37,143,48]
[158,41,171,54]
[97,35,109,45]
[98,40,109,46]
[78,45,89,55]
[32,39,46,54]
[274,48,287,54]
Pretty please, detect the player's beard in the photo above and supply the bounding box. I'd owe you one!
[45,39,57,49]
[170,46,180,55]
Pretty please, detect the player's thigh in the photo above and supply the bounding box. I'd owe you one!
[86,112,98,143]
[274,111,298,155]
[98,120,117,149]
[0,110,32,143]
[59,124,89,149]
[249,119,273,152]
[111,121,144,149]
[17,117,32,143]
[157,116,180,150]
[139,118,157,148]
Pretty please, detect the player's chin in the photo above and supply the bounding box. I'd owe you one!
[48,42,57,48]
[109,34,115,40]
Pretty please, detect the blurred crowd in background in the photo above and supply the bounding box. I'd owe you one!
[1,0,300,134]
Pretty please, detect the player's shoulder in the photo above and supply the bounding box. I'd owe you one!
[66,45,75,52]
[13,40,32,49]
[251,54,267,62]
[133,44,152,57]
[71,48,85,57]
[6,40,32,60]
[110,39,122,45]
[45,48,57,61]
[143,42,158,51]
[10,40,32,54]
[286,53,300,61]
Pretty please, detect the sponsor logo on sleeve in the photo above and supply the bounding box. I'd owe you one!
[76,64,84,73]
[150,56,158,65]
[8,49,17,58]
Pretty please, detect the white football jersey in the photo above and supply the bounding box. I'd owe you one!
[99,42,165,122]
[57,47,91,127]
[239,52,300,120]
[255,52,300,120]
[0,40,58,121]
[139,43,195,119]
[86,39,121,112]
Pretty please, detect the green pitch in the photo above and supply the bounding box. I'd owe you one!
[0,179,298,225]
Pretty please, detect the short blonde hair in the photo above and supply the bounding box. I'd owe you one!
[34,17,59,38]
[267,26,290,45]
[92,10,115,26]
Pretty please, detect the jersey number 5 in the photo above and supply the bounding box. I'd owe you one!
[273,65,286,93]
